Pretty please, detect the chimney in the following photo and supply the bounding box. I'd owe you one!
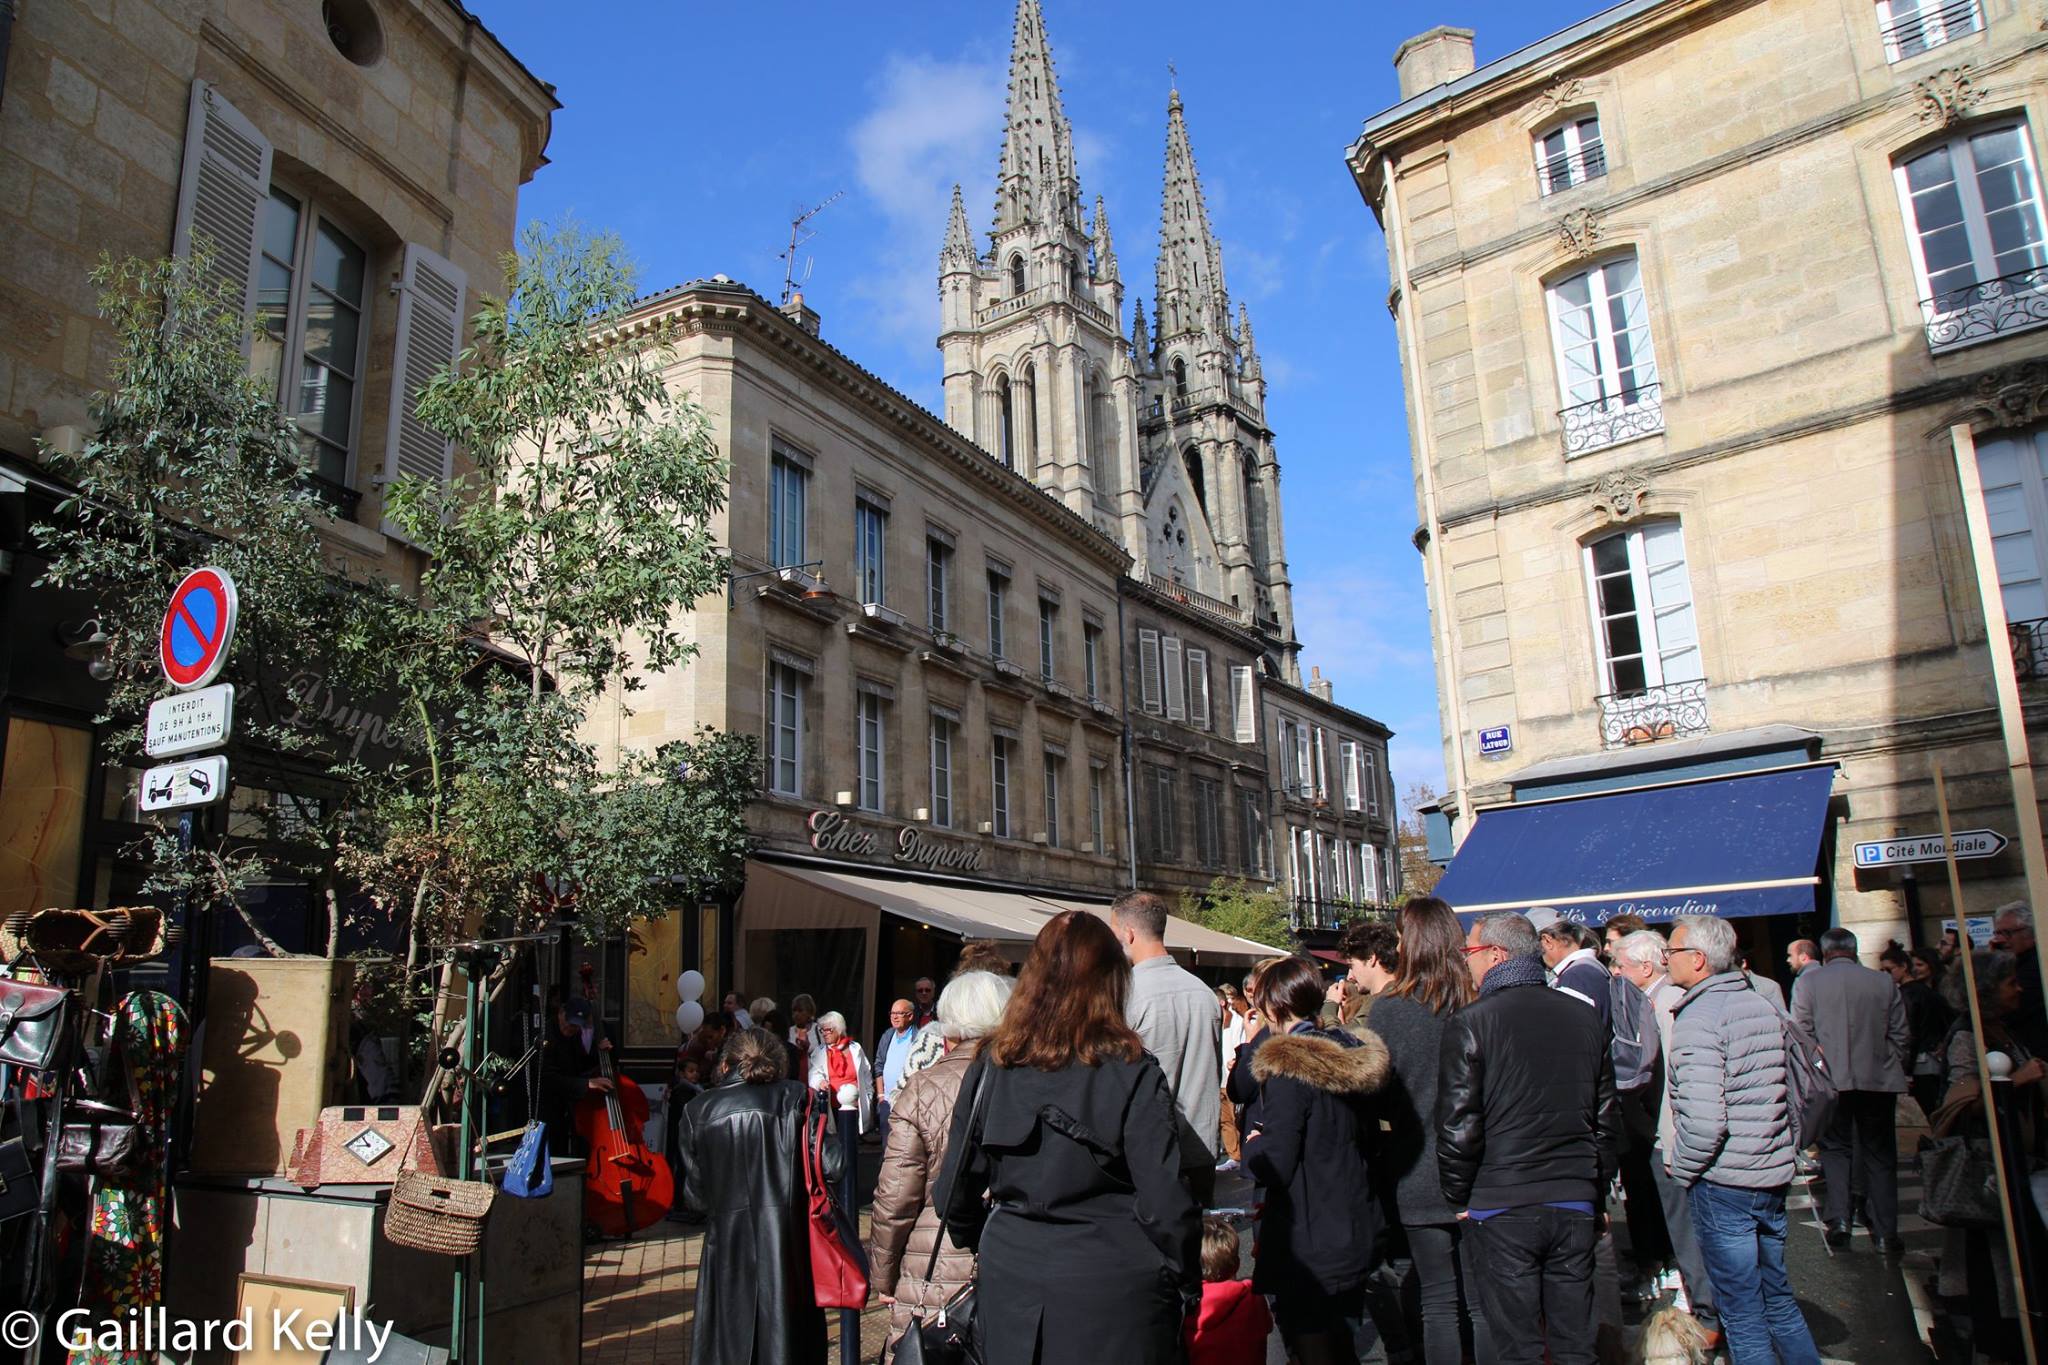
[781,289,821,338]
[1309,665,1335,703]
[1393,26,1476,101]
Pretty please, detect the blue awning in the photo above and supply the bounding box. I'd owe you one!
[1434,764,1837,925]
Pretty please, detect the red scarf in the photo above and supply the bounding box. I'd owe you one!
[824,1038,858,1093]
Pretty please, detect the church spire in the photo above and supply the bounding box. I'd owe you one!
[1238,301,1262,383]
[1093,194,1118,283]
[1131,296,1151,368]
[941,183,976,271]
[1155,84,1228,344]
[995,0,1081,235]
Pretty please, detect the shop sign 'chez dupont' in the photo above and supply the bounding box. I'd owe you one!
[806,809,986,873]
[140,566,239,811]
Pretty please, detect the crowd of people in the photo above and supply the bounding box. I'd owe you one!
[599,894,2048,1365]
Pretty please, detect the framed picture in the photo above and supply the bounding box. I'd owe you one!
[233,1272,355,1362]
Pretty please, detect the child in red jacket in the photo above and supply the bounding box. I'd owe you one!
[1185,1215,1273,1365]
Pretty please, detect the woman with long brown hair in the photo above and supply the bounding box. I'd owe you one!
[936,911,1200,1365]
[1371,897,1492,1364]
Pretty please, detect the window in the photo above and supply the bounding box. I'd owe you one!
[987,567,1009,658]
[1878,0,1982,61]
[1009,254,1026,295]
[767,661,804,796]
[1185,447,1208,517]
[1586,521,1702,696]
[1231,665,1257,743]
[856,690,885,812]
[1365,747,1382,817]
[1146,764,1180,861]
[1359,839,1380,903]
[1186,648,1211,729]
[1280,717,1312,799]
[929,713,956,828]
[1172,357,1189,401]
[1290,826,1316,913]
[855,497,887,605]
[1083,622,1102,700]
[1039,598,1059,682]
[926,535,952,632]
[1192,776,1223,868]
[254,188,368,489]
[1974,429,2048,650]
[1162,635,1186,721]
[1089,763,1107,851]
[1340,740,1362,812]
[770,450,809,567]
[1312,726,1330,802]
[991,736,1012,838]
[1043,752,1063,847]
[1535,115,1606,196]
[998,375,1016,469]
[1138,628,1163,714]
[1897,125,2048,346]
[1239,790,1267,875]
[1548,254,1660,449]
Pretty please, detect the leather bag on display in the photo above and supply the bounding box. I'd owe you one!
[55,1100,146,1187]
[0,1136,37,1223]
[0,976,69,1073]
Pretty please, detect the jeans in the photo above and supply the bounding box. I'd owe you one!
[1651,1147,1716,1323]
[1819,1090,1898,1240]
[1465,1207,1598,1365]
[876,1098,892,1147]
[1407,1221,1493,1364]
[1688,1180,1821,1365]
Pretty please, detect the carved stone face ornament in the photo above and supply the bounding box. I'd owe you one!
[1591,471,1649,523]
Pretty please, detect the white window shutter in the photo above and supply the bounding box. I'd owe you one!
[1139,629,1162,715]
[1186,648,1210,729]
[381,243,469,538]
[172,80,271,337]
[1232,665,1257,743]
[1162,636,1185,721]
[1342,741,1361,810]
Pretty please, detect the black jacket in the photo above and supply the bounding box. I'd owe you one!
[1245,1026,1390,1298]
[938,1053,1200,1365]
[676,1076,839,1365]
[1438,960,1619,1210]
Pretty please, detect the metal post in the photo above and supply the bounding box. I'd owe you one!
[837,1106,860,1365]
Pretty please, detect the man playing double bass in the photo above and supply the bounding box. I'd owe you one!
[542,996,613,1157]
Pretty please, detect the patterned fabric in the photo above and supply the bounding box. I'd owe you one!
[70,990,186,1365]
[898,1020,946,1082]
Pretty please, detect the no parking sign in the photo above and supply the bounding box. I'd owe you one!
[159,566,238,691]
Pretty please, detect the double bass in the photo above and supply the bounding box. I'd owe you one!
[574,1048,673,1236]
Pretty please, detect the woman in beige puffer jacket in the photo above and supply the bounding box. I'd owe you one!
[866,970,1014,1361]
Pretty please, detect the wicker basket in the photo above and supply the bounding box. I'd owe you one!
[383,1169,495,1255]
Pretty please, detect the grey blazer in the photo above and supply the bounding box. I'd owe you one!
[1790,956,1908,1093]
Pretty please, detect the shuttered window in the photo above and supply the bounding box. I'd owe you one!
[1162,636,1185,721]
[1231,665,1257,743]
[380,243,467,538]
[1341,740,1362,812]
[1138,629,1162,715]
[1186,648,1211,730]
[254,188,369,492]
[173,80,272,337]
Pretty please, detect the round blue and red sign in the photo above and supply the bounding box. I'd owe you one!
[159,566,238,690]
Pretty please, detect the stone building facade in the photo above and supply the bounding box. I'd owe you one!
[1264,669,1399,931]
[1347,0,2048,947]
[0,0,554,932]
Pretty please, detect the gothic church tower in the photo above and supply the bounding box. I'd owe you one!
[939,0,1300,682]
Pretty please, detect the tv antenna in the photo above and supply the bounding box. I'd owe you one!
[779,191,845,306]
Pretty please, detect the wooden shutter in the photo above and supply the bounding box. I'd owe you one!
[172,80,271,337]
[1138,629,1162,715]
[1186,648,1210,729]
[1231,665,1257,743]
[1162,636,1185,721]
[381,243,468,538]
[1342,741,1361,810]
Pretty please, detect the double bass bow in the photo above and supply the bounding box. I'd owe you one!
[574,1046,673,1237]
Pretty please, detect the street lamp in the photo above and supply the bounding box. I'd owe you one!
[726,560,830,609]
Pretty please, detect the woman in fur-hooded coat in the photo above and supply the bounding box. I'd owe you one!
[1244,956,1390,1364]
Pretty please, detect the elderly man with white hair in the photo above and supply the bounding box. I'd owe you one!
[868,971,1017,1358]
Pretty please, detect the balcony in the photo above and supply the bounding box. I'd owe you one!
[2010,617,2048,681]
[1147,573,1252,627]
[1880,0,1981,61]
[1560,383,1663,456]
[1538,141,1607,197]
[1598,678,1711,749]
[1921,266,2048,352]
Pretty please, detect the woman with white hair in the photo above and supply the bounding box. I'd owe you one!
[867,971,1017,1360]
[805,1010,875,1134]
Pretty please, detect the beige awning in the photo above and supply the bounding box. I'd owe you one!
[1027,895,1288,967]
[744,861,1047,943]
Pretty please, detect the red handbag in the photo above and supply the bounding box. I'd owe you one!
[803,1092,870,1310]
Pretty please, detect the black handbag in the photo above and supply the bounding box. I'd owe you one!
[1918,1134,2002,1229]
[0,1136,36,1222]
[56,1100,146,1187]
[896,1062,990,1365]
[0,976,68,1072]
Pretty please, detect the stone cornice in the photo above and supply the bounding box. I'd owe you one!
[1259,673,1394,739]
[617,284,1134,579]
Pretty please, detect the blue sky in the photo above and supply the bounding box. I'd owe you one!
[475,0,1604,805]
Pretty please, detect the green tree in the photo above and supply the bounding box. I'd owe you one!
[1179,877,1296,952]
[1399,782,1445,898]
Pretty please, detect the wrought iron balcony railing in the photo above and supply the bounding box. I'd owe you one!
[1539,141,1608,196]
[1921,265,2048,352]
[2010,617,2048,682]
[1880,0,1981,61]
[1598,678,1711,749]
[1560,382,1664,456]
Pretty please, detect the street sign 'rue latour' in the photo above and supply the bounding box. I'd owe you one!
[1853,829,2009,868]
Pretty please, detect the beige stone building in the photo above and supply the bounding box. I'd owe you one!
[0,0,554,936]
[1347,0,2048,951]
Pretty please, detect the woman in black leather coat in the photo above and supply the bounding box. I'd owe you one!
[676,1025,841,1365]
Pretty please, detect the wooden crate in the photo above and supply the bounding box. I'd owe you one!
[190,957,355,1175]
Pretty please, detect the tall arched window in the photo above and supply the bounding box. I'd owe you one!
[1087,379,1113,494]
[1023,362,1039,470]
[1241,455,1259,547]
[1009,254,1027,296]
[997,375,1015,469]
[1185,446,1208,517]
[1172,357,1189,401]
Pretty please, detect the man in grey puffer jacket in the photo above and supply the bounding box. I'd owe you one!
[1666,915,1821,1365]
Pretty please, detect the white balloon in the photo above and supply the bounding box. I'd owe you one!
[675,1001,705,1034]
[677,969,706,1005]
